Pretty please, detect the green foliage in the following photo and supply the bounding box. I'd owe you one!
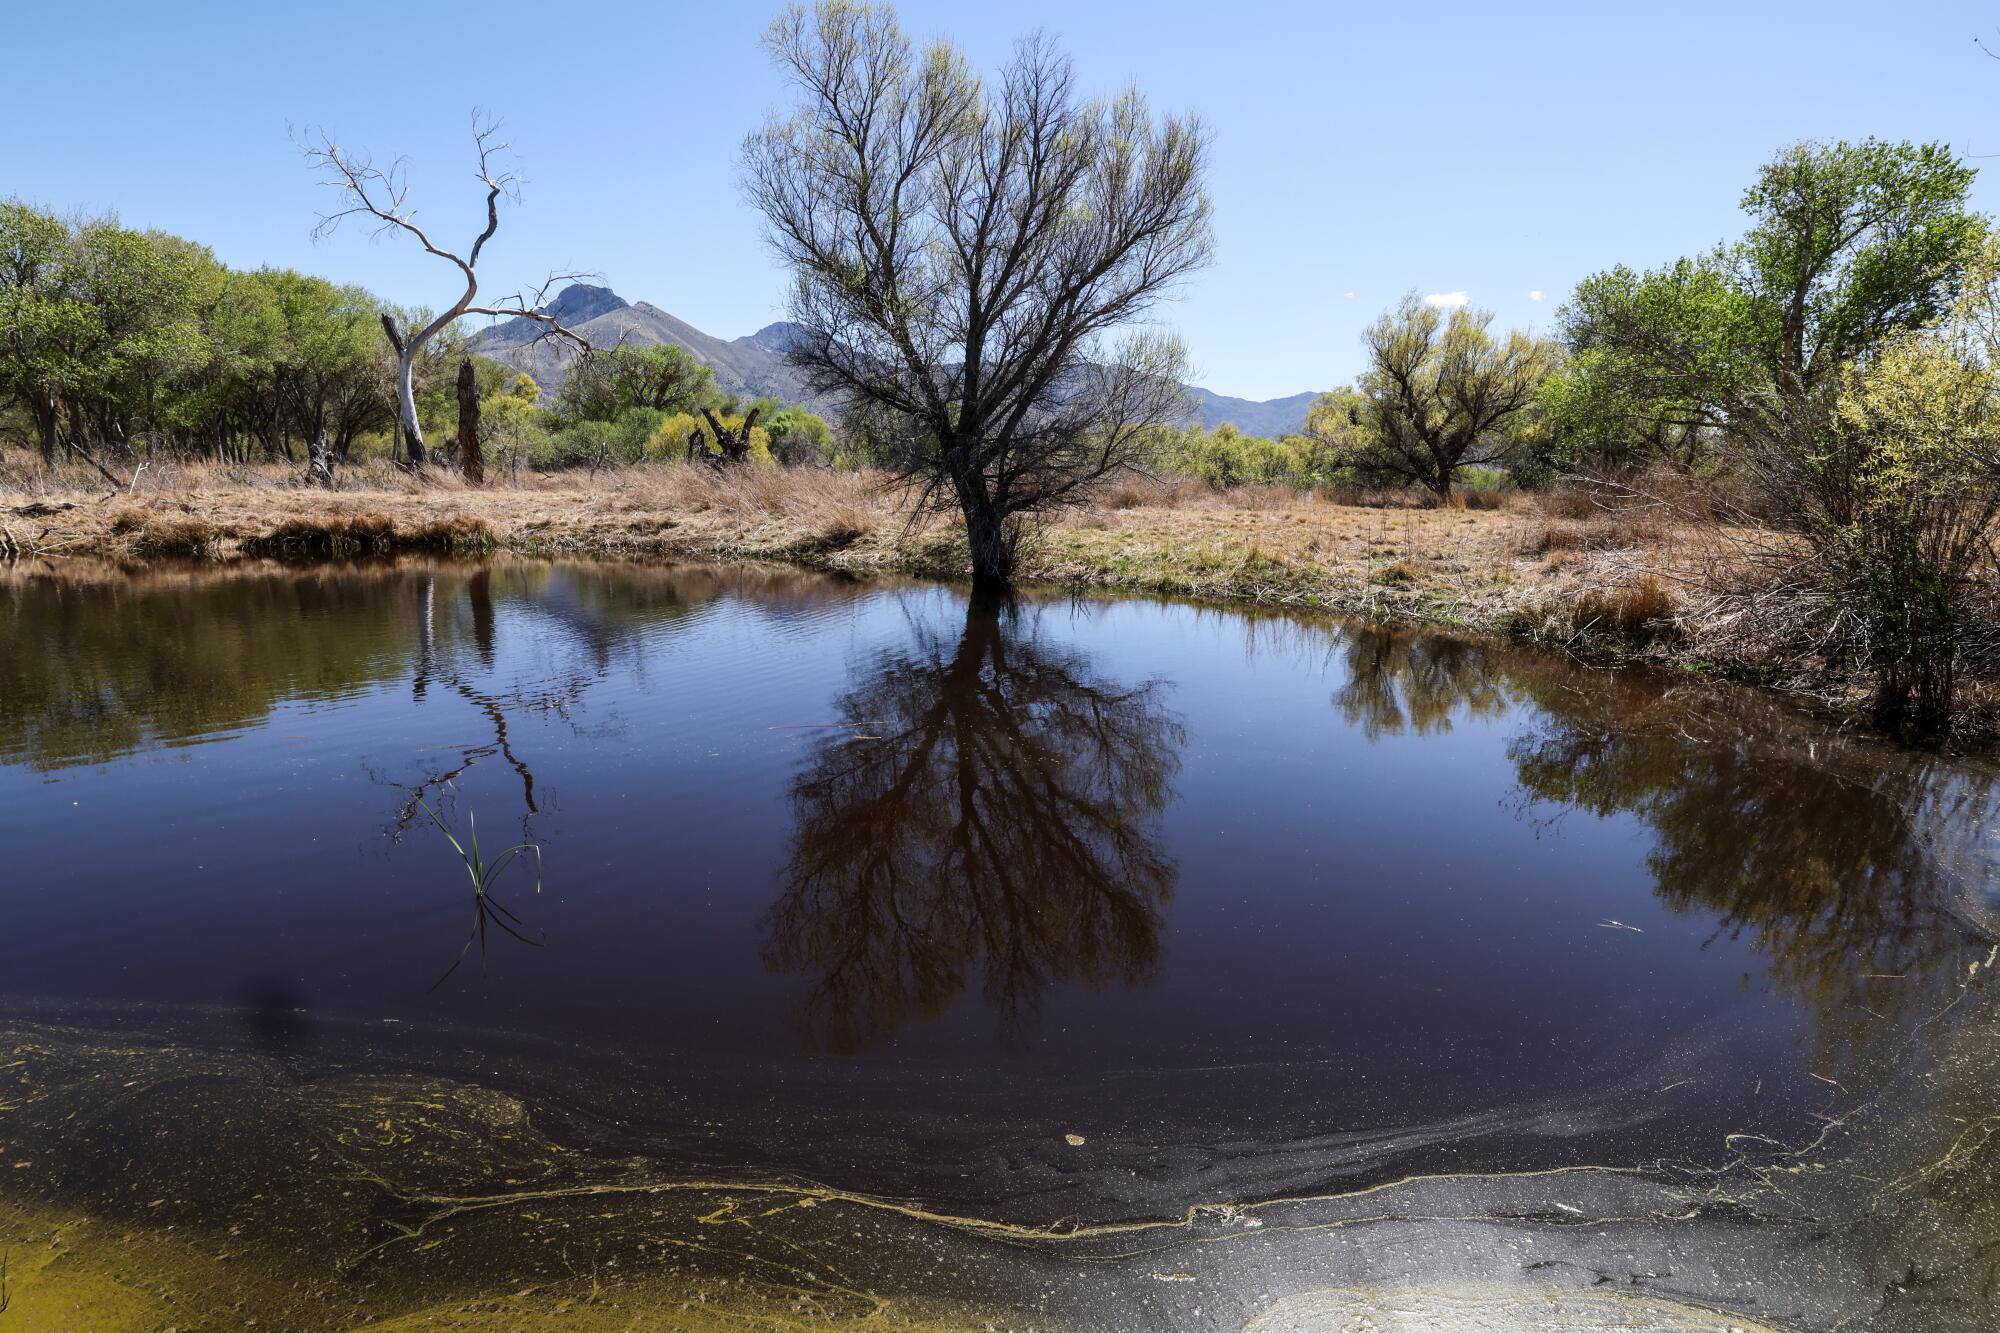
[1556,139,1985,474]
[482,373,548,479]
[762,404,835,465]
[1316,295,1558,499]
[1152,422,1344,491]
[552,343,715,425]
[1557,138,1994,734]
[418,798,544,988]
[1818,316,2000,732]
[644,409,775,467]
[0,200,403,461]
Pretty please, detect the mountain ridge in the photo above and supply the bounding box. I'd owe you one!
[468,285,1319,434]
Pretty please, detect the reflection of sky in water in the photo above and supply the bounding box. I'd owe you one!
[0,564,1990,1141]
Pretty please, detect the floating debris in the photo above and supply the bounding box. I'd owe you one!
[1597,919,1645,933]
[1063,1133,1086,1147]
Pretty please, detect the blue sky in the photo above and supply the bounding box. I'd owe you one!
[5,1,1999,399]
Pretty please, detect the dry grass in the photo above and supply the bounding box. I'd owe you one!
[1570,575,1681,638]
[247,511,494,556]
[3,456,1715,656]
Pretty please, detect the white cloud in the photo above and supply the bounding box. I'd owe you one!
[1528,289,1544,302]
[1342,291,1356,299]
[1423,290,1469,309]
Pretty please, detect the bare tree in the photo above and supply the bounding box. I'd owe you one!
[301,115,590,469]
[745,4,1212,588]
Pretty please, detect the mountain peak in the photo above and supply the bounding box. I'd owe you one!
[539,282,629,325]
[469,291,1317,433]
[473,283,629,349]
[734,321,811,356]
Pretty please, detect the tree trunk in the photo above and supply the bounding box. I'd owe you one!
[457,359,483,485]
[470,569,496,666]
[963,500,1016,590]
[382,313,425,467]
[305,430,336,488]
[397,349,426,466]
[32,392,58,463]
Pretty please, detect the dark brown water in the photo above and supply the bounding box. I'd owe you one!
[0,559,1994,1331]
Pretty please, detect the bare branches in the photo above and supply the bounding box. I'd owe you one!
[747,3,1212,585]
[300,114,590,468]
[464,270,599,356]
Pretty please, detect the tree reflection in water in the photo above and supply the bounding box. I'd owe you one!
[1333,623,1997,1064]
[1505,673,1996,1053]
[1331,627,1512,739]
[765,594,1184,1053]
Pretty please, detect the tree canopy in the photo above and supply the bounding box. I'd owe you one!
[1310,294,1557,499]
[745,1,1213,585]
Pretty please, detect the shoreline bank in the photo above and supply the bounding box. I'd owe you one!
[0,465,1947,739]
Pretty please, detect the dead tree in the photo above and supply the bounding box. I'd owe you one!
[456,359,484,484]
[302,114,592,466]
[693,407,761,469]
[305,430,336,488]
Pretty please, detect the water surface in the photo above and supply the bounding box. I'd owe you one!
[0,560,1994,1330]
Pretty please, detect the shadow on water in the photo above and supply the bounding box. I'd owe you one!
[765,591,1185,1052]
[236,973,316,1050]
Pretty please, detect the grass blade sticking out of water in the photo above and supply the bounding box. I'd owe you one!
[417,799,545,989]
[2,1250,9,1314]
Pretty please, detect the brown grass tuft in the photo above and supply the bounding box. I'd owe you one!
[1571,575,1679,637]
[247,511,491,557]
[1524,511,1668,555]
[810,504,879,551]
[110,510,222,558]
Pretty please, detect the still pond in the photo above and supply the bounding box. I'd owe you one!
[0,560,1994,1330]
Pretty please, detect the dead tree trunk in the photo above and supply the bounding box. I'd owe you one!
[380,314,424,467]
[305,430,336,488]
[457,359,483,485]
[305,121,593,473]
[695,407,762,468]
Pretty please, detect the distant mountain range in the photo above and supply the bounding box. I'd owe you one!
[469,284,1319,435]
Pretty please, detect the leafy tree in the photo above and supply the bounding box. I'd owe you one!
[1534,350,1719,475]
[484,373,545,481]
[551,342,714,424]
[1354,295,1557,498]
[1559,139,1989,735]
[214,268,387,458]
[745,2,1213,588]
[1312,294,1557,500]
[762,404,834,465]
[0,203,417,468]
[0,204,220,468]
[0,201,82,457]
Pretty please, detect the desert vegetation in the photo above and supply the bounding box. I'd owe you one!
[4,7,2000,742]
